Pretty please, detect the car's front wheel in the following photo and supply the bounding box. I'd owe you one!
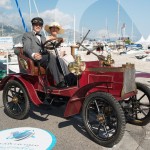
[82,92,126,147]
[3,80,30,119]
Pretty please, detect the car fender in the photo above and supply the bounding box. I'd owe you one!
[64,81,111,117]
[0,74,42,105]
[0,75,12,90]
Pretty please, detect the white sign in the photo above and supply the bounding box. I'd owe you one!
[0,37,13,49]
[0,127,57,150]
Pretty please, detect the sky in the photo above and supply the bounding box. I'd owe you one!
[0,0,149,41]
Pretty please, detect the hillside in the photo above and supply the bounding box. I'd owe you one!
[0,23,24,44]
[0,23,86,45]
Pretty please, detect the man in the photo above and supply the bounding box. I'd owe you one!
[22,17,66,88]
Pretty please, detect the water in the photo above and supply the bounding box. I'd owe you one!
[0,60,6,63]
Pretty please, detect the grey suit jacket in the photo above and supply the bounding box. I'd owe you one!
[22,32,46,59]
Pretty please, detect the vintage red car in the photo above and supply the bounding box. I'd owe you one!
[0,39,150,147]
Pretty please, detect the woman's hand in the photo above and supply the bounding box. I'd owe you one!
[47,36,64,42]
[57,37,64,43]
[47,36,57,41]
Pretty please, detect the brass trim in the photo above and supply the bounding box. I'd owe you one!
[19,58,28,70]
[86,63,135,72]
[86,67,125,72]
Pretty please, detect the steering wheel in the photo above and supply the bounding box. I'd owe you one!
[43,38,63,50]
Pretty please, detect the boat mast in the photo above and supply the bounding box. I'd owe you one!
[73,15,76,44]
[106,17,109,41]
[131,21,134,42]
[1,23,3,36]
[116,0,120,39]
[28,0,32,31]
[105,17,107,41]
[32,0,46,37]
[82,27,83,40]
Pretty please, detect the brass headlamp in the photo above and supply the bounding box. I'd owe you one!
[68,55,86,75]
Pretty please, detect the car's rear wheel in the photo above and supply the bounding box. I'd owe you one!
[122,82,150,126]
[3,80,30,119]
[82,92,125,147]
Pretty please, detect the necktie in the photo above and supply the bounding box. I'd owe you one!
[35,33,41,36]
[35,33,41,43]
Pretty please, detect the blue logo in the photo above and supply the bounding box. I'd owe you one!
[0,127,57,150]
[7,130,35,141]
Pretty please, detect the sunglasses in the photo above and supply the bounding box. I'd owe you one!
[33,23,43,27]
[32,20,43,26]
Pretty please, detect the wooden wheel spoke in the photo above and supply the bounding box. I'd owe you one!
[7,94,13,99]
[97,124,102,135]
[139,103,150,107]
[18,88,21,94]
[13,86,17,93]
[7,101,15,110]
[134,107,147,117]
[139,108,148,116]
[17,103,23,112]
[137,93,146,101]
[102,124,109,138]
[94,100,100,114]
[10,89,15,96]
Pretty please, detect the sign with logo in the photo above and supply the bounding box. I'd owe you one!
[0,37,13,49]
[0,127,56,150]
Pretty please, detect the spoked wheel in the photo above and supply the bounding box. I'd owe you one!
[82,92,126,147]
[3,80,30,119]
[122,82,150,126]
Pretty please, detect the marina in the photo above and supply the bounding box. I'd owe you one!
[0,0,150,149]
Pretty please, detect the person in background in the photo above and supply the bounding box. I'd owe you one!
[22,17,66,88]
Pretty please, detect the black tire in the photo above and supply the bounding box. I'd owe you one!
[82,92,126,147]
[3,80,30,119]
[120,52,126,55]
[124,82,150,126]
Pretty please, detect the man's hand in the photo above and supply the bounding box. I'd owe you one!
[34,52,42,60]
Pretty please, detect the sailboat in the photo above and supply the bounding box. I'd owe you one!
[0,23,19,75]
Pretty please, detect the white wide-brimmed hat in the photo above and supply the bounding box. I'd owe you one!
[44,22,64,34]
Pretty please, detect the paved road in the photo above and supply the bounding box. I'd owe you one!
[0,79,150,150]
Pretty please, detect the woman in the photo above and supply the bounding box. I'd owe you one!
[44,22,72,77]
[45,22,65,55]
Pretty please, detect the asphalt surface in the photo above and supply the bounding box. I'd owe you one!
[0,79,150,150]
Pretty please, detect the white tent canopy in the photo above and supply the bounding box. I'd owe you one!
[145,35,150,43]
[136,36,145,44]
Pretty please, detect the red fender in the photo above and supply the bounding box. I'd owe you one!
[0,75,42,105]
[64,82,111,117]
[136,72,150,78]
